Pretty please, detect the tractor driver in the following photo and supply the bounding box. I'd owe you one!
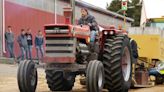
[78,8,99,44]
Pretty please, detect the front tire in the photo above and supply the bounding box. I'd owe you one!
[86,60,104,92]
[17,60,38,92]
[45,70,75,91]
[103,35,132,92]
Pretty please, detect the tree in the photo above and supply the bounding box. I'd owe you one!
[107,0,142,26]
[107,0,122,14]
[130,0,142,26]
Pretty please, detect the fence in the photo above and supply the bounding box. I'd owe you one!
[128,27,164,38]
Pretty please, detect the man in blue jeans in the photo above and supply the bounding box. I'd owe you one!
[149,62,164,84]
[149,62,164,76]
[17,29,28,61]
[25,28,33,60]
[35,30,44,64]
[5,26,15,58]
[78,8,99,45]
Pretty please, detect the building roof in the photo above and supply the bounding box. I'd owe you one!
[149,18,164,23]
[76,0,134,22]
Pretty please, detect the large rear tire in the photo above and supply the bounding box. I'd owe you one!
[86,60,104,92]
[103,35,132,92]
[17,60,38,92]
[45,70,75,91]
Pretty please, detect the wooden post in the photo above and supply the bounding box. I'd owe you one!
[123,11,126,32]
[70,0,75,25]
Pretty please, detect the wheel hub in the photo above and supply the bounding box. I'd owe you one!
[121,47,131,82]
[98,69,103,89]
[30,69,36,86]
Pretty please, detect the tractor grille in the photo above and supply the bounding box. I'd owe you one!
[45,37,76,58]
[45,26,69,34]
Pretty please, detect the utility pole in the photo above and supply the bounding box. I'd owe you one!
[121,0,128,31]
[0,0,3,56]
[123,11,126,31]
[70,0,75,25]
[0,0,5,56]
[55,0,57,24]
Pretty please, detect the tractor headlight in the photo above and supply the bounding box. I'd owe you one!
[87,37,90,43]
[109,31,114,35]
[104,31,108,35]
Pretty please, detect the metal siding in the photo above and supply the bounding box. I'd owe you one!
[56,1,129,27]
[0,0,2,56]
[75,6,131,28]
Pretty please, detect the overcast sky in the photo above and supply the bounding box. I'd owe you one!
[82,0,164,18]
[144,0,164,18]
[82,0,112,9]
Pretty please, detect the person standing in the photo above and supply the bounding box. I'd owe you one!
[17,29,28,61]
[130,38,139,63]
[35,30,44,63]
[5,26,15,58]
[25,28,33,60]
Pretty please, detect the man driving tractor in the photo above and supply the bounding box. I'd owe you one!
[78,8,99,44]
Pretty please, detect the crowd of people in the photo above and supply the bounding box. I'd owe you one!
[5,26,44,64]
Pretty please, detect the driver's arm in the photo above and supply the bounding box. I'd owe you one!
[78,18,83,25]
[90,16,98,27]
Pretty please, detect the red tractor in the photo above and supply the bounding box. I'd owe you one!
[17,6,132,92]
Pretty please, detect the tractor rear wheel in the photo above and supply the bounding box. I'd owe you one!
[103,35,132,92]
[17,60,38,92]
[45,70,75,91]
[86,60,104,92]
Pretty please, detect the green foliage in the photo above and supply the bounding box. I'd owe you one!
[107,0,142,26]
[107,0,121,14]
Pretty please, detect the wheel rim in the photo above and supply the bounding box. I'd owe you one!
[30,68,37,86]
[121,47,131,82]
[98,68,103,89]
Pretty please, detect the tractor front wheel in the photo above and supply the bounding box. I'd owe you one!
[45,70,75,91]
[17,60,38,92]
[86,60,104,92]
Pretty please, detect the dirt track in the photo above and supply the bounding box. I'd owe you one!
[0,64,164,92]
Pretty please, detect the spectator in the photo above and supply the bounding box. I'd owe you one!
[35,30,44,63]
[5,26,15,58]
[17,29,28,61]
[25,28,33,60]
[130,38,139,63]
[149,62,164,76]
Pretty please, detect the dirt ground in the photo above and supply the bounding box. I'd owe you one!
[0,64,164,92]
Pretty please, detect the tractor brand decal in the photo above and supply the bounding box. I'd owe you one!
[45,29,69,34]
